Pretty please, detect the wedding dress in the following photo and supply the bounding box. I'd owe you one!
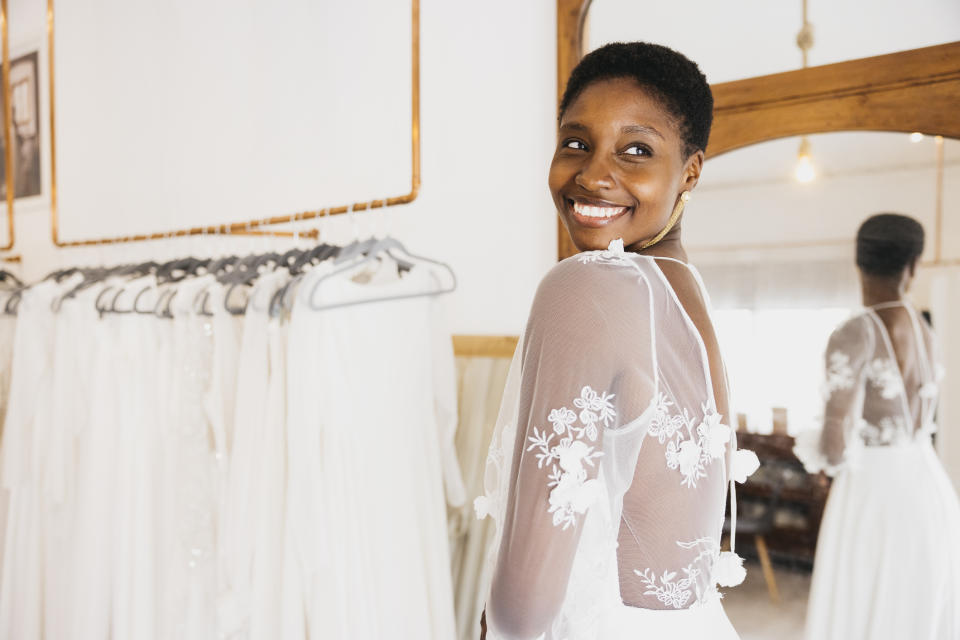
[219,269,289,639]
[0,280,63,640]
[796,301,960,640]
[281,258,463,640]
[475,240,757,640]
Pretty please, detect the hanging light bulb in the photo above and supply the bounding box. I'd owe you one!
[795,136,816,183]
[910,132,925,143]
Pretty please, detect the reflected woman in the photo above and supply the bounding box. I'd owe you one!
[474,43,758,639]
[796,213,960,639]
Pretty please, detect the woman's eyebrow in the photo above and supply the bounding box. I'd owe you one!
[621,125,664,140]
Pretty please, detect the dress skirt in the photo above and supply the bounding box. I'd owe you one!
[805,441,960,640]
[602,599,739,639]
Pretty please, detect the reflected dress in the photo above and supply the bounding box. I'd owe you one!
[796,301,960,640]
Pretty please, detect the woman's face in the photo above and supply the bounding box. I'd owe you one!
[549,77,703,252]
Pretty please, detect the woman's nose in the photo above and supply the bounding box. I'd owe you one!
[574,155,615,191]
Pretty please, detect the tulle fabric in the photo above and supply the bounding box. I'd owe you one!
[805,442,960,640]
[476,242,747,640]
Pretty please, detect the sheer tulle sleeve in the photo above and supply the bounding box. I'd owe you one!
[796,317,871,475]
[484,257,656,640]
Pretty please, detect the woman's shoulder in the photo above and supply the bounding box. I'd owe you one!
[827,312,873,351]
[537,246,659,297]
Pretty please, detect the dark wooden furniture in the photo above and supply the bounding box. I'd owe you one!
[732,432,831,569]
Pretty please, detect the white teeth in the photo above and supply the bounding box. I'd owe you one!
[573,202,627,218]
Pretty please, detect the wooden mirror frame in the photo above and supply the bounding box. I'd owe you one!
[556,0,960,260]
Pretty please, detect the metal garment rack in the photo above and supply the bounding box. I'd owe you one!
[42,0,420,248]
[0,0,16,251]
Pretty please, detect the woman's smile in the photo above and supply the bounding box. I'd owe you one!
[567,197,633,228]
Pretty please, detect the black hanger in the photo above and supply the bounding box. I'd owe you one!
[0,269,23,288]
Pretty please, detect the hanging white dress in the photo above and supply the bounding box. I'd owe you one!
[0,279,64,640]
[219,269,289,639]
[475,241,757,640]
[0,292,15,600]
[281,257,463,640]
[155,274,220,640]
[795,302,960,640]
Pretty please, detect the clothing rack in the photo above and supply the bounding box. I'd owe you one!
[41,0,420,249]
[1,0,17,251]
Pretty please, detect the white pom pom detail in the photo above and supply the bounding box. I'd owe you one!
[731,449,760,484]
[715,551,747,587]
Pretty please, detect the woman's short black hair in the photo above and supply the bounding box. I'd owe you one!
[856,213,925,277]
[558,42,713,158]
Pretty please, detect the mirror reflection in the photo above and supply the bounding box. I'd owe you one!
[689,132,960,639]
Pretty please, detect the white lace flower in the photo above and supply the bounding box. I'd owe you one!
[532,386,611,529]
[658,579,692,608]
[866,358,903,399]
[665,440,680,470]
[548,474,601,529]
[701,412,731,459]
[548,406,576,434]
[677,440,702,479]
[606,238,625,255]
[826,351,855,393]
[556,439,592,477]
[573,386,615,432]
[731,449,760,483]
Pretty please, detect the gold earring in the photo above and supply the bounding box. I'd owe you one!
[639,191,690,250]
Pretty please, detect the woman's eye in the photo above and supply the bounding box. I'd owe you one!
[563,139,587,151]
[623,144,651,157]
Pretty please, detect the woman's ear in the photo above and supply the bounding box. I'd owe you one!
[682,150,704,192]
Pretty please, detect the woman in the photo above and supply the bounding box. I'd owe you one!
[796,213,960,640]
[474,42,757,640]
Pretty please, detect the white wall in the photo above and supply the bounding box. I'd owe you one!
[0,0,559,336]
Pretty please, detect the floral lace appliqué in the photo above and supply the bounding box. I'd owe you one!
[825,351,855,393]
[577,238,631,267]
[527,386,612,529]
[865,358,904,399]
[649,392,730,488]
[861,416,908,447]
[635,538,719,609]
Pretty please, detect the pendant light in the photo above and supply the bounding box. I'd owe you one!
[794,0,817,184]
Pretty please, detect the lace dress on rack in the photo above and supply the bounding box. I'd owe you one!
[795,302,960,640]
[475,240,757,640]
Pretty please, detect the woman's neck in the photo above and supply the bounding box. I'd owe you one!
[625,225,688,263]
[861,273,906,307]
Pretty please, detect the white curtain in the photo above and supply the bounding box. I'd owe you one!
[450,355,513,640]
[696,259,859,310]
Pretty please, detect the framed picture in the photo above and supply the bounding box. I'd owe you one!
[0,51,41,199]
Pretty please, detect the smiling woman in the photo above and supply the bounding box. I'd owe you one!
[549,42,712,255]
[475,42,757,640]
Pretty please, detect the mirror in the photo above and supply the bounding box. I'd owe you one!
[687,131,959,638]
